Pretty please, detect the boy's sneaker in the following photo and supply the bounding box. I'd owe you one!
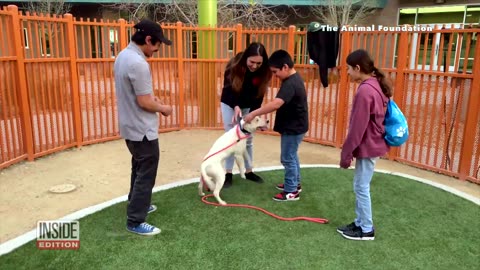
[276,183,302,192]
[341,226,375,241]
[126,222,161,236]
[336,222,360,234]
[245,172,264,183]
[272,191,300,202]
[148,205,157,214]
[223,173,233,188]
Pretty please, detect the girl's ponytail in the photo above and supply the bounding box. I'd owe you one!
[346,49,394,98]
[373,67,393,98]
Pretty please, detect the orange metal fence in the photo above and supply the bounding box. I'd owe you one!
[0,5,479,184]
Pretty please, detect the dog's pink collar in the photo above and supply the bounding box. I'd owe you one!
[203,125,250,162]
[235,124,251,142]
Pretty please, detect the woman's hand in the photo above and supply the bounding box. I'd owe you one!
[232,106,242,123]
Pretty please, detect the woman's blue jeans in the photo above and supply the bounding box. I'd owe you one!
[220,102,253,171]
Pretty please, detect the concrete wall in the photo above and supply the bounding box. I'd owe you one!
[365,0,400,26]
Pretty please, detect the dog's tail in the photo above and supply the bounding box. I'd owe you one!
[200,163,215,191]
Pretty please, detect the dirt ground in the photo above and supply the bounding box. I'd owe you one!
[0,129,479,244]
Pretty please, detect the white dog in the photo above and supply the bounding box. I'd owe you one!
[199,116,269,205]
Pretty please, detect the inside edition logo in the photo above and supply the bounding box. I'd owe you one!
[36,220,80,250]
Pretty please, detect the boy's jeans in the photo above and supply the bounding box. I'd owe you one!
[220,102,253,171]
[353,157,378,233]
[280,133,305,193]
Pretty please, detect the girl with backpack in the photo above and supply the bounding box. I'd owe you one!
[337,49,392,241]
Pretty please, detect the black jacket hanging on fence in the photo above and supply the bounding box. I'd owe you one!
[307,22,340,88]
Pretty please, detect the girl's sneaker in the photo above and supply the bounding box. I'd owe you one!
[336,222,360,234]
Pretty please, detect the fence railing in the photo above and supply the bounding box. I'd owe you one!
[1,5,479,184]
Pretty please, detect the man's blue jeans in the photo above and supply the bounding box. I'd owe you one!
[280,133,305,193]
[353,158,378,233]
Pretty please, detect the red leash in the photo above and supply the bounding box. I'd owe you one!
[200,123,329,224]
[201,194,329,224]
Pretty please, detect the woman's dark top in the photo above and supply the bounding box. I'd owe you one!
[220,65,264,111]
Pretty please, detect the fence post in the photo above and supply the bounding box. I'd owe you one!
[8,5,34,161]
[287,25,296,57]
[118,19,127,50]
[176,22,185,129]
[458,34,480,180]
[335,30,352,147]
[64,13,83,148]
[235,24,243,54]
[388,30,409,160]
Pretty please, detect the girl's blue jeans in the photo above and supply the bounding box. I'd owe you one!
[353,157,378,233]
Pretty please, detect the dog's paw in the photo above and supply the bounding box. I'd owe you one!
[218,200,227,205]
[199,192,205,196]
[240,173,246,179]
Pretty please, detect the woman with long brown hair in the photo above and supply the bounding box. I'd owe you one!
[220,42,272,188]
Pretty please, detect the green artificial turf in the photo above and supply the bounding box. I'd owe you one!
[1,168,479,270]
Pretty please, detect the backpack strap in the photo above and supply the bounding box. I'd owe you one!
[362,81,389,114]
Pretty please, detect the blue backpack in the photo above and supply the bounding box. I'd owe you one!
[384,99,409,146]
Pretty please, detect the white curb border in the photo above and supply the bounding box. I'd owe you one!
[0,164,478,256]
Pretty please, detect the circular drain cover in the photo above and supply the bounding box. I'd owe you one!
[49,184,77,194]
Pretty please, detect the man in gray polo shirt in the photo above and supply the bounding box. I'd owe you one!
[114,19,173,236]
